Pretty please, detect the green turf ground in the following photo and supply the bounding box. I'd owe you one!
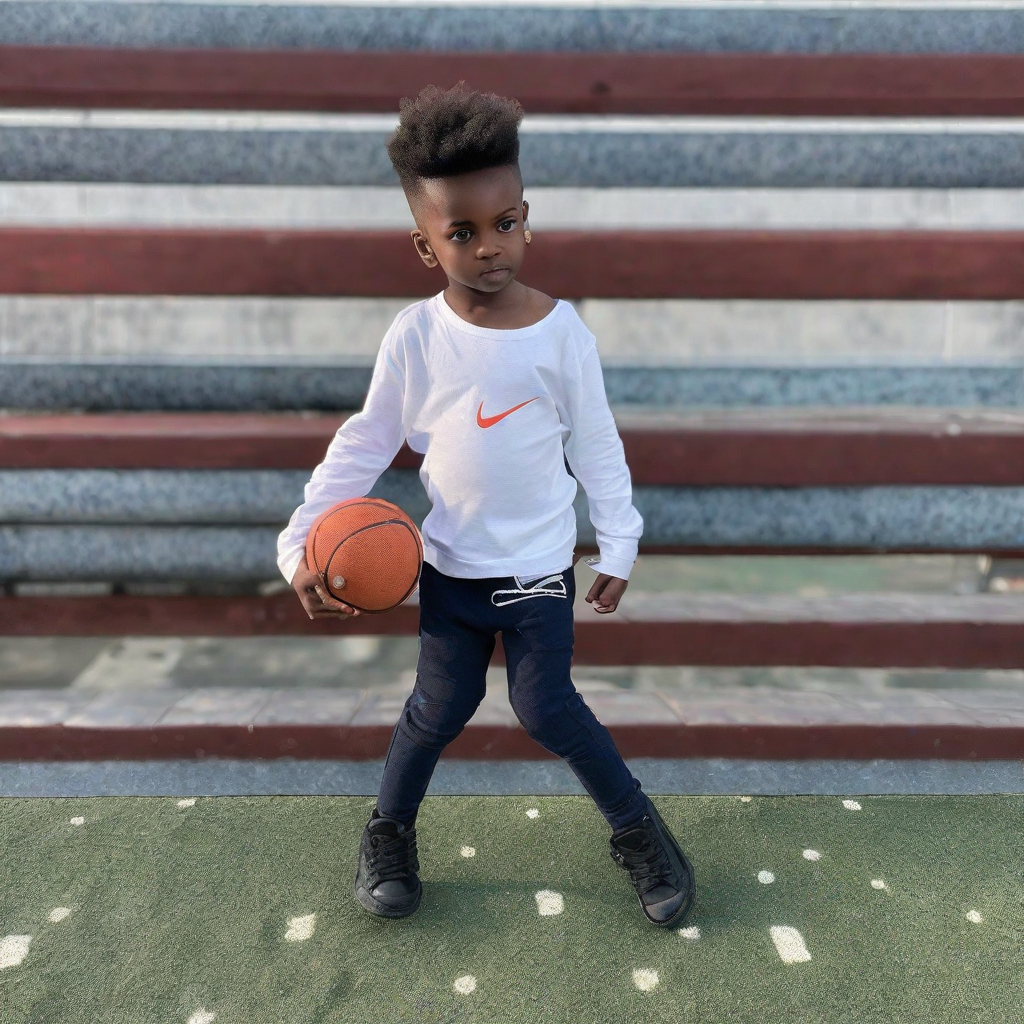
[1,795,1021,1023]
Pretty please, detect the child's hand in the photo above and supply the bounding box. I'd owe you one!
[584,573,628,614]
[291,555,360,619]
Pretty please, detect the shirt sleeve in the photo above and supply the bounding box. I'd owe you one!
[562,337,643,582]
[275,328,408,584]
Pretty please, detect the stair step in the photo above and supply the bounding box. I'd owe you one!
[4,2,1024,56]
[1,682,1020,759]
[5,112,1024,187]
[4,46,1024,116]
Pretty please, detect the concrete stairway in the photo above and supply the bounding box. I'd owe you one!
[3,0,1024,718]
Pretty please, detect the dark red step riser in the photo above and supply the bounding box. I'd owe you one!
[3,47,1024,115]
[1,723,1018,760]
[2,230,1024,299]
[7,414,1024,484]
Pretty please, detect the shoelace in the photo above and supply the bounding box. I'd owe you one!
[612,826,673,895]
[366,830,419,885]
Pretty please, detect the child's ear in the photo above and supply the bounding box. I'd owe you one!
[522,198,529,223]
[411,229,438,268]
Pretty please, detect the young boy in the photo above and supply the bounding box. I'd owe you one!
[277,84,695,928]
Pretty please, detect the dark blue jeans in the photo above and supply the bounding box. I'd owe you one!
[375,560,648,832]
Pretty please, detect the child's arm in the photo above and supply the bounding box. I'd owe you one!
[277,329,407,618]
[563,339,644,614]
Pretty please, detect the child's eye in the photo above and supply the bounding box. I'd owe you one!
[451,229,472,242]
[497,219,516,232]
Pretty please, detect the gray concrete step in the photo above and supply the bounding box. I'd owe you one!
[3,485,1024,580]
[1,680,1021,762]
[4,296,1024,365]
[4,755,1021,797]
[5,184,1024,229]
[5,2,1024,55]
[3,363,1023,410]
[4,112,1024,186]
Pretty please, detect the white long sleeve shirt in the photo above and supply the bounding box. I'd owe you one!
[276,292,644,585]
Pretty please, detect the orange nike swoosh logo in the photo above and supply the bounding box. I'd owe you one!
[476,398,539,429]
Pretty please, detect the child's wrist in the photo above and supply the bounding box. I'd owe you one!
[583,553,634,582]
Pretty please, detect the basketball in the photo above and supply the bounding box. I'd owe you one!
[305,497,423,613]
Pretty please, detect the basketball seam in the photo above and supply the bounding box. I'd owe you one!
[321,517,423,614]
[307,496,401,575]
[308,497,418,576]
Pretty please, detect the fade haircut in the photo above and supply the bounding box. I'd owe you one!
[386,83,524,200]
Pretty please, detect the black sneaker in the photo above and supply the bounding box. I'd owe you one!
[353,809,422,919]
[609,797,695,927]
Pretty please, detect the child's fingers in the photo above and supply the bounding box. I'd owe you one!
[295,575,359,617]
[588,575,627,613]
[309,605,358,618]
[312,584,360,616]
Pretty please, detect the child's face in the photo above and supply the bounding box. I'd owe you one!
[409,164,528,295]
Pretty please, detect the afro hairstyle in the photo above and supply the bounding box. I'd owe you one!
[386,83,525,197]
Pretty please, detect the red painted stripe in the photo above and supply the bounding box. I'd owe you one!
[5,595,1024,669]
[6,411,1024,485]
[0,413,421,470]
[619,411,1024,486]
[1,229,1023,299]
[0,722,1018,761]
[2,47,1024,115]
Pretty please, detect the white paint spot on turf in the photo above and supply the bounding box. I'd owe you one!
[453,975,477,995]
[966,910,983,924]
[285,913,316,942]
[802,849,821,861]
[842,800,862,811]
[633,968,659,992]
[177,798,196,808]
[678,925,701,941]
[871,879,887,890]
[758,870,775,884]
[48,907,72,922]
[460,846,476,858]
[770,926,812,964]
[0,935,32,970]
[526,808,540,818]
[69,816,84,825]
[535,890,564,916]
[739,796,752,803]
[187,1009,216,1024]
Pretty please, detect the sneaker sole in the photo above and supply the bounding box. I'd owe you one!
[353,876,423,919]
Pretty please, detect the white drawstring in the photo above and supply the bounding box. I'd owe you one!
[490,573,568,607]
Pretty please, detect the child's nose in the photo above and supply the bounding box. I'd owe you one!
[476,234,501,257]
